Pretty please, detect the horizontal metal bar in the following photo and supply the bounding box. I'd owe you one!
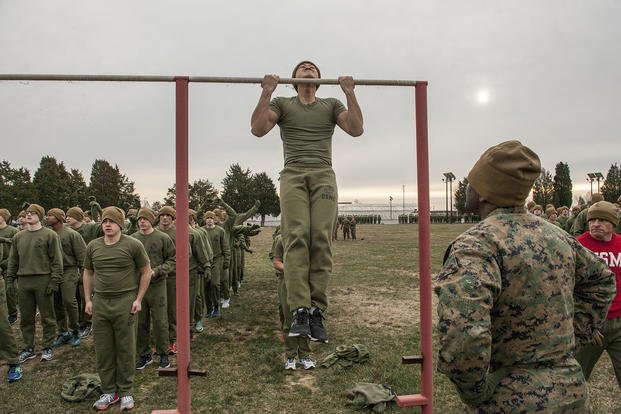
[396,394,429,407]
[0,74,422,87]
[401,355,424,365]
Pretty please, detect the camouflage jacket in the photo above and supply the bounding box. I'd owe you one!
[436,207,615,412]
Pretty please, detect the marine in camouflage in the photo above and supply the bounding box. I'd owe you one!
[436,206,615,413]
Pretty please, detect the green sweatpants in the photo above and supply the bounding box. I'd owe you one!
[18,275,57,350]
[0,278,19,364]
[166,276,176,341]
[188,270,199,329]
[194,273,204,323]
[280,166,338,311]
[137,281,168,356]
[77,278,91,328]
[231,246,241,294]
[277,274,310,359]
[209,256,224,310]
[55,267,80,333]
[5,277,18,318]
[575,316,621,388]
[220,260,230,301]
[93,292,137,397]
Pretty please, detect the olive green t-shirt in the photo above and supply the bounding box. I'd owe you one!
[269,96,346,167]
[83,235,149,295]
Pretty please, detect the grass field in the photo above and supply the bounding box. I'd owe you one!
[1,224,619,413]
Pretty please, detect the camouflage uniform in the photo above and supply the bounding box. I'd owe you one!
[436,207,615,413]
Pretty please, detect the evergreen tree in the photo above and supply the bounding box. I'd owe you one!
[453,177,468,215]
[33,156,71,210]
[221,164,254,213]
[67,168,89,209]
[163,179,218,212]
[532,168,554,207]
[552,162,573,208]
[601,163,621,202]
[118,174,140,210]
[89,159,139,208]
[0,160,36,215]
[250,172,280,226]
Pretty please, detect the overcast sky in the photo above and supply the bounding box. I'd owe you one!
[1,1,619,210]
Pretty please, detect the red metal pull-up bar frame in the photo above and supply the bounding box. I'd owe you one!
[0,74,432,414]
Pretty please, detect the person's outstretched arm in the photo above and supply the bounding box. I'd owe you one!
[251,75,279,137]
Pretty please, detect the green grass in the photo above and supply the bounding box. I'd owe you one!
[1,224,619,413]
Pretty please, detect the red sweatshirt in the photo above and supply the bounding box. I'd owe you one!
[577,232,621,319]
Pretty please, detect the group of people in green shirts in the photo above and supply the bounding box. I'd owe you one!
[0,198,260,411]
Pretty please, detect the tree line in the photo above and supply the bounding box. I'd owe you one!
[0,157,280,226]
[453,162,621,216]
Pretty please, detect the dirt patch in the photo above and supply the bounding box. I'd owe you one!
[284,372,320,392]
[330,286,421,333]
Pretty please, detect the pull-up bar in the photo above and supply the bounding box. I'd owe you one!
[1,73,432,414]
[0,73,421,87]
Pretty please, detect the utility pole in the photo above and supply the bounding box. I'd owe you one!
[389,196,393,219]
[402,185,405,214]
[442,172,455,223]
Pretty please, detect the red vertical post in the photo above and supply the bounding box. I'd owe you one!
[415,82,433,414]
[175,77,191,414]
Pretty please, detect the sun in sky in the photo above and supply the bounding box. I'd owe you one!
[475,89,491,105]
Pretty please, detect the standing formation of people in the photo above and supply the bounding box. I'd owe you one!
[0,198,260,410]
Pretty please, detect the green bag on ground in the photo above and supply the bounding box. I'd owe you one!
[61,373,102,402]
[346,383,396,413]
[320,343,369,368]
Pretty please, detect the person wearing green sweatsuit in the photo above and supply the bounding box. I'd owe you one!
[0,237,22,382]
[189,209,206,331]
[251,60,364,342]
[0,208,19,324]
[157,206,178,353]
[270,231,313,370]
[7,203,63,363]
[84,206,151,411]
[189,219,212,335]
[46,208,86,348]
[66,206,104,338]
[131,207,175,370]
[216,199,260,303]
[201,211,229,317]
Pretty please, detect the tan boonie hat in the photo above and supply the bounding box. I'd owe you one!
[588,201,619,226]
[467,140,541,207]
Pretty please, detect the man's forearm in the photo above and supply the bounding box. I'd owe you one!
[83,269,94,300]
[136,268,152,302]
[345,91,364,136]
[251,90,274,136]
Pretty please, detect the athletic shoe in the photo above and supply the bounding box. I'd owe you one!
[135,354,153,370]
[309,307,329,343]
[159,354,170,369]
[41,348,53,361]
[7,365,22,383]
[210,307,221,318]
[8,314,18,325]
[194,321,204,333]
[300,357,316,370]
[93,392,120,411]
[168,341,177,355]
[78,324,92,338]
[289,308,311,338]
[284,358,296,370]
[70,334,81,347]
[53,331,71,348]
[120,395,135,411]
[18,348,36,363]
[221,299,230,309]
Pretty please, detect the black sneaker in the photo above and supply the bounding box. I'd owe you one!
[8,314,18,325]
[159,354,170,369]
[309,308,328,343]
[136,354,153,370]
[288,307,311,338]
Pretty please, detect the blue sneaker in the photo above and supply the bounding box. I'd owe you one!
[7,365,22,383]
[70,334,81,347]
[195,321,204,333]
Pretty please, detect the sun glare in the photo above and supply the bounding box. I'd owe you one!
[475,89,491,105]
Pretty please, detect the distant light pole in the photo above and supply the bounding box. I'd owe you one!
[389,195,393,219]
[402,185,405,214]
[442,172,455,223]
[587,172,604,196]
